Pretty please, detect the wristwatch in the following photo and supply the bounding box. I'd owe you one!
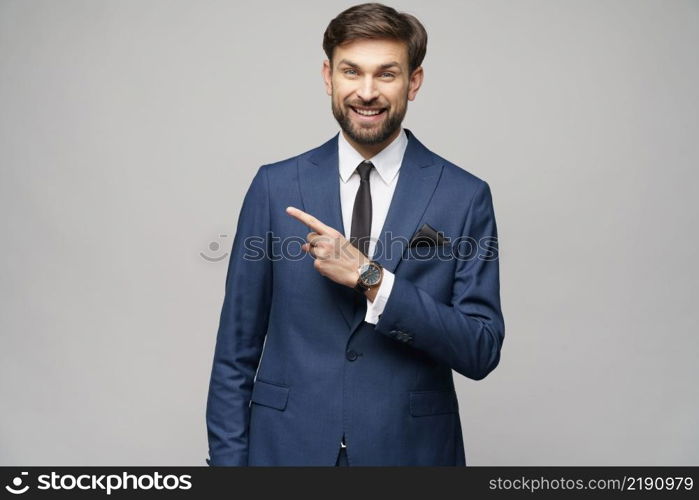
[354,260,383,293]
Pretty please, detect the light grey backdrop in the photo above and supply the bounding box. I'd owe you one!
[1,0,697,465]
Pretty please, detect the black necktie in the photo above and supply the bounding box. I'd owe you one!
[350,160,374,257]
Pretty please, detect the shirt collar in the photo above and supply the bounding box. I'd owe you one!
[338,127,408,185]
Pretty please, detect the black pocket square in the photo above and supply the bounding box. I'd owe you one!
[409,223,449,247]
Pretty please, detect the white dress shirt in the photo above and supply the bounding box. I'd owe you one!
[338,128,407,325]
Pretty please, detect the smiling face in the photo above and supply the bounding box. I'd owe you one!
[322,38,423,154]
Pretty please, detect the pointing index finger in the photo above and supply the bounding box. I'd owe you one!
[286,206,330,235]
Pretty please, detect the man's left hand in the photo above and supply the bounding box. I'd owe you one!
[286,206,370,289]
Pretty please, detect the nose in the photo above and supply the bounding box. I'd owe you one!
[355,75,380,102]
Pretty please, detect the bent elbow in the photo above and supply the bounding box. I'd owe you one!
[457,320,504,381]
[467,353,501,381]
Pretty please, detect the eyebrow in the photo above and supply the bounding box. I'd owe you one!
[337,59,402,71]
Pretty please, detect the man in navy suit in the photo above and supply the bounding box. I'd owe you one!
[206,2,505,466]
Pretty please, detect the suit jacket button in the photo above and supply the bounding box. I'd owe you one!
[346,350,359,361]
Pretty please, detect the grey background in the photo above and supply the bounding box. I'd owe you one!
[1,0,697,465]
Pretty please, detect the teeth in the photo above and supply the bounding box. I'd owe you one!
[354,107,382,116]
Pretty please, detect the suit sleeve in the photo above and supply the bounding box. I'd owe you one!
[373,180,505,380]
[206,165,273,466]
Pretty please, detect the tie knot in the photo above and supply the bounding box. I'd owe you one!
[356,161,374,181]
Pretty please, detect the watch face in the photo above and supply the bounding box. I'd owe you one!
[360,263,382,286]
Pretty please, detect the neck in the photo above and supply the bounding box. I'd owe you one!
[342,128,402,160]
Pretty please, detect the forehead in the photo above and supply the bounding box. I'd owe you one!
[333,38,409,70]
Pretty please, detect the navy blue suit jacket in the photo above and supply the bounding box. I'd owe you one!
[206,128,505,466]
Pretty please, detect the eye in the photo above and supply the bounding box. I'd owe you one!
[343,69,358,76]
[380,72,395,78]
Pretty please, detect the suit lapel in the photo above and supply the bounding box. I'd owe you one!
[298,133,355,328]
[372,128,443,274]
[298,128,444,333]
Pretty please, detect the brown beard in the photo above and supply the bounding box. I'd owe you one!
[331,95,408,146]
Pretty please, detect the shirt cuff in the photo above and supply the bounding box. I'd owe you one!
[364,269,395,325]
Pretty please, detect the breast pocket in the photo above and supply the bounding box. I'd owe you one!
[403,241,454,262]
[399,241,456,300]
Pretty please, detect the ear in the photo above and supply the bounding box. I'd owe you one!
[407,66,424,101]
[322,60,333,96]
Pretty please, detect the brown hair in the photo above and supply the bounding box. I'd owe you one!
[322,3,428,75]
